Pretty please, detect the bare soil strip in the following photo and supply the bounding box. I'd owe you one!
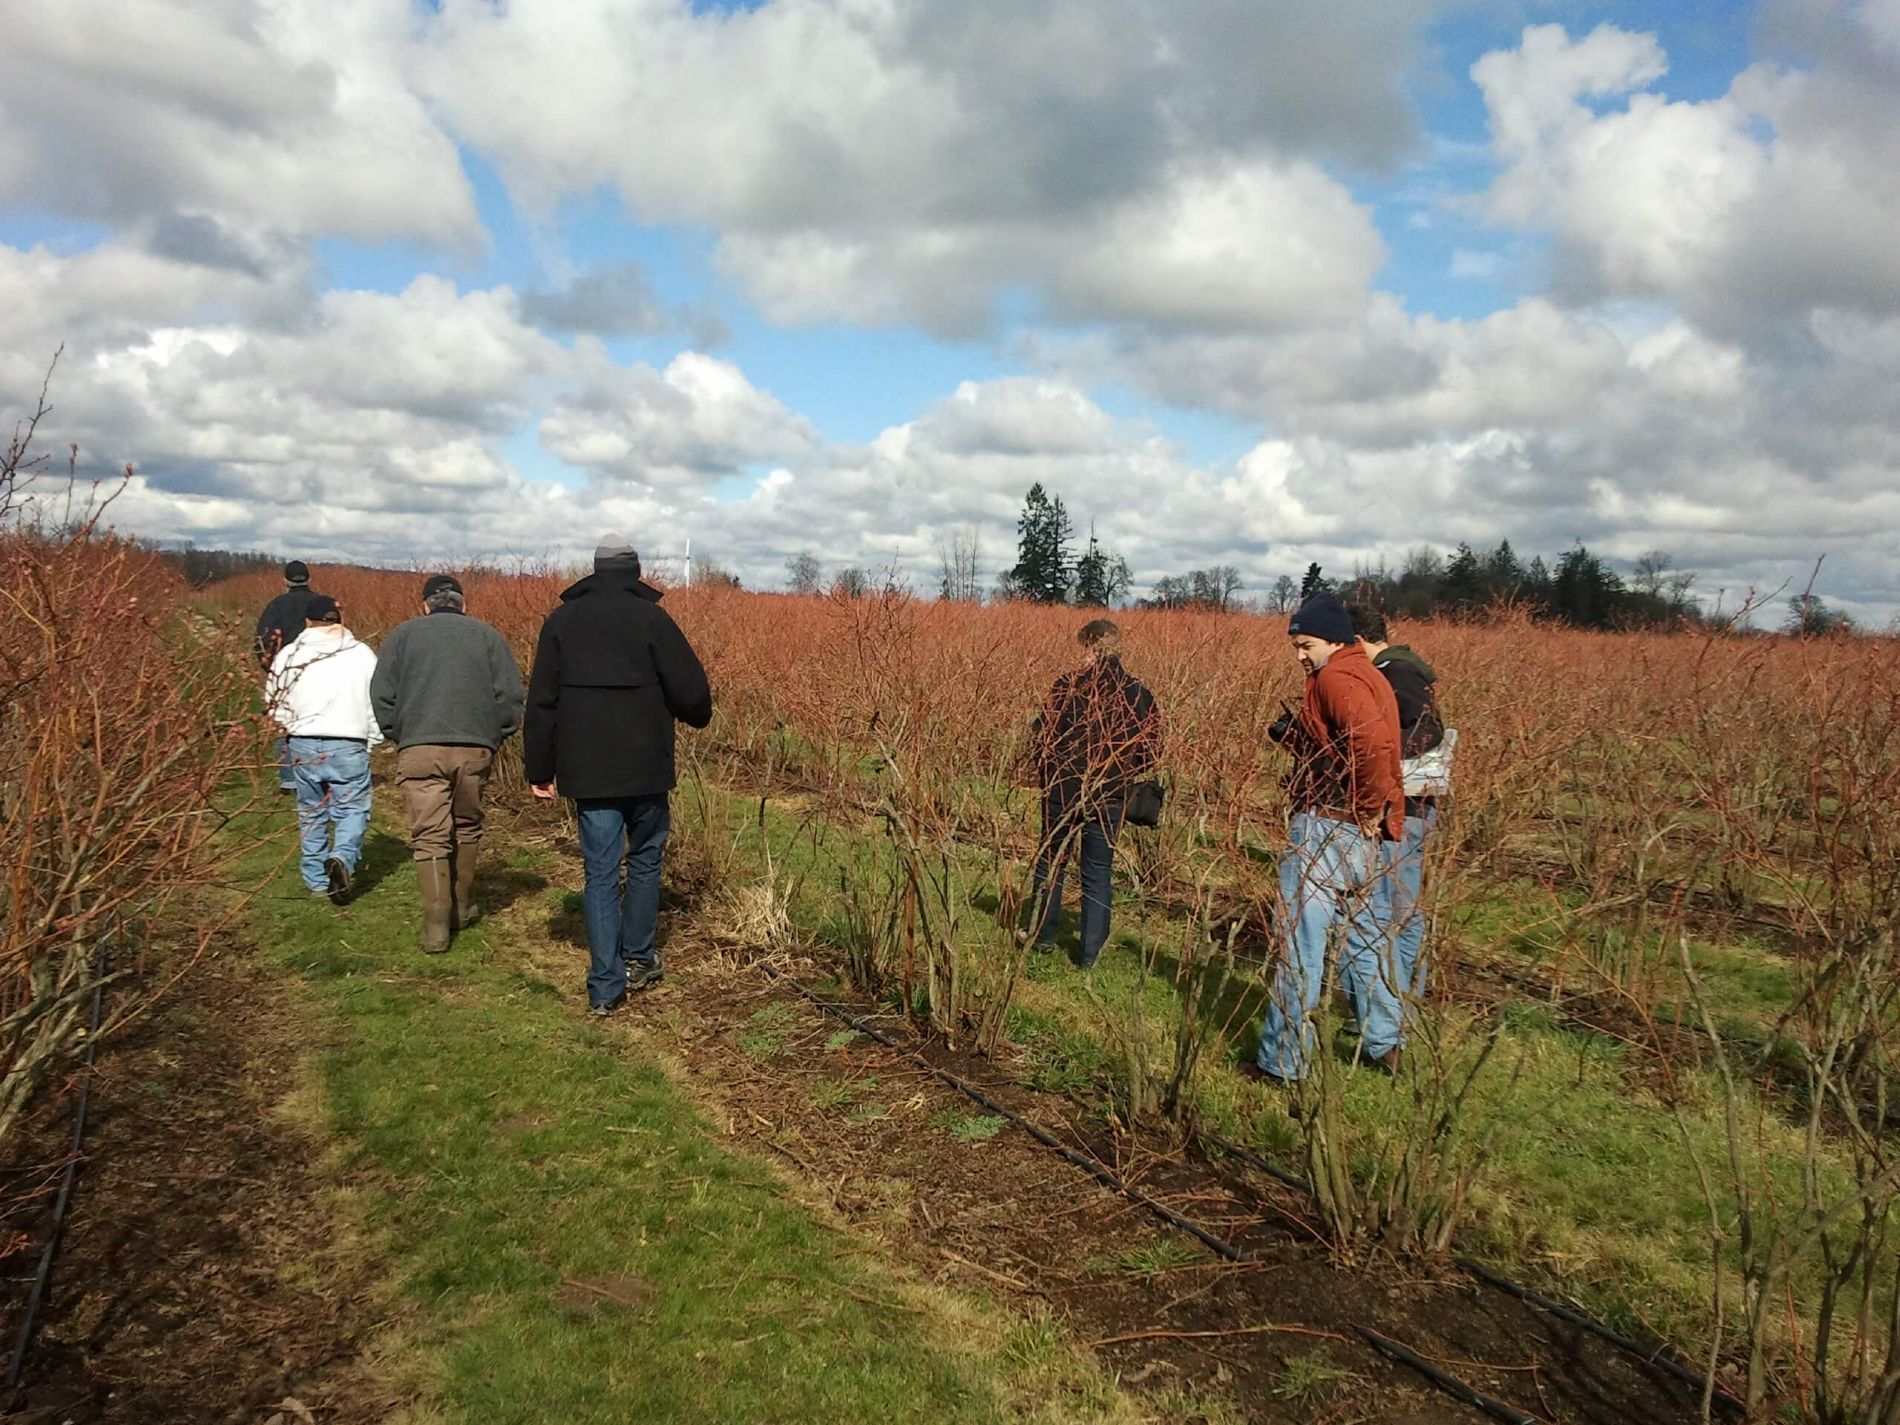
[0,942,391,1424]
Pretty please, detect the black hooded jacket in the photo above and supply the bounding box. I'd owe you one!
[523,571,713,800]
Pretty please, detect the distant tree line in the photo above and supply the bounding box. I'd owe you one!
[794,484,1864,635]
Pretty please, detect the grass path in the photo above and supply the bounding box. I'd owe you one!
[236,799,1137,1425]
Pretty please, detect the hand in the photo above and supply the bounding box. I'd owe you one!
[530,782,557,801]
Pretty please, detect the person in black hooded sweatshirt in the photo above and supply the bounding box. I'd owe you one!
[525,537,712,1015]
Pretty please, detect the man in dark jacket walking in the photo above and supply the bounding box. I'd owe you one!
[1247,591,1406,1083]
[525,538,712,1015]
[1026,620,1163,969]
[371,574,525,954]
[255,560,322,793]
[1348,603,1449,999]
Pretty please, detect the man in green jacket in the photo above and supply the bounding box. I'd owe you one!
[371,575,525,953]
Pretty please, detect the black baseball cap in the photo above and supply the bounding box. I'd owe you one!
[421,573,463,600]
[303,594,340,622]
[284,560,310,585]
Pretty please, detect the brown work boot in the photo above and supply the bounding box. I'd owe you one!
[1365,1047,1404,1077]
[451,847,481,930]
[417,857,453,954]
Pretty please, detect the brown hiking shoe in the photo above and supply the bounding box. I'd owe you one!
[1365,1047,1404,1076]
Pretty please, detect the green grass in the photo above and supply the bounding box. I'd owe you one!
[931,1109,1008,1143]
[1271,1349,1357,1406]
[232,800,1137,1425]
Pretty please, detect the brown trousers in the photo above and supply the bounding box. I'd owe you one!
[395,744,495,860]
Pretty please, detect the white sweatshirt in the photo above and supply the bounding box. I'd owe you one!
[267,628,385,744]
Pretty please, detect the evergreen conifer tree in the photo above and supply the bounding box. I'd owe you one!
[1009,484,1074,604]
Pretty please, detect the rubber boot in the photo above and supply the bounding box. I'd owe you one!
[451,846,481,931]
[417,857,453,954]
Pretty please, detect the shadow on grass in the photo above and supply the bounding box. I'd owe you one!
[477,864,550,917]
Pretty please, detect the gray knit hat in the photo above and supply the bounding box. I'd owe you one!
[593,534,640,572]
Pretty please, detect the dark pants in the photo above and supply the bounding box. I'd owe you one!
[1030,795,1125,967]
[576,794,670,1007]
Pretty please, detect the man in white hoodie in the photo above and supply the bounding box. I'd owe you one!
[266,594,383,902]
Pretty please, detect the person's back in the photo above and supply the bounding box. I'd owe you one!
[1037,654,1160,809]
[266,596,379,904]
[1027,620,1161,969]
[525,562,712,800]
[526,538,712,1016]
[255,560,320,668]
[376,605,523,752]
[372,575,525,953]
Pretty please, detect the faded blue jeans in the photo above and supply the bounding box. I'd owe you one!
[1255,813,1402,1079]
[288,737,372,893]
[275,735,295,791]
[1030,797,1125,968]
[1378,802,1439,999]
[576,795,670,1007]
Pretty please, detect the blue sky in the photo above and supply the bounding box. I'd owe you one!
[0,0,1894,618]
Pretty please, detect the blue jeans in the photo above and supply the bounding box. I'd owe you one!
[289,737,372,893]
[1256,813,1402,1079]
[577,795,670,1007]
[1378,804,1438,999]
[276,735,294,790]
[1031,797,1124,968]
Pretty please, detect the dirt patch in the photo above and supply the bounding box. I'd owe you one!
[614,938,1711,1425]
[551,1273,655,1315]
[0,935,394,1424]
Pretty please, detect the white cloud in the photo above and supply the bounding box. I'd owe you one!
[540,350,818,490]
[417,0,1422,333]
[0,0,478,248]
[1472,19,1900,331]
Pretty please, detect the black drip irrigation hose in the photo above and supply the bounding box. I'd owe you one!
[1196,1126,1743,1414]
[761,970,1553,1423]
[1357,1326,1541,1425]
[5,928,111,1394]
[767,971,1249,1263]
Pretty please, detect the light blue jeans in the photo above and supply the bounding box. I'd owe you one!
[1255,813,1402,1079]
[289,737,372,893]
[1379,803,1438,999]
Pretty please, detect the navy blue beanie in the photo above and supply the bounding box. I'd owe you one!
[1288,591,1354,645]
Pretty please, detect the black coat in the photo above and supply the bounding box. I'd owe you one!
[1032,655,1162,813]
[523,571,713,800]
[254,587,321,667]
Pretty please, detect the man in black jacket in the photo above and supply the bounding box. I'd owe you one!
[1026,620,1163,969]
[1347,602,1446,999]
[525,538,712,1015]
[255,560,321,793]
[371,574,525,953]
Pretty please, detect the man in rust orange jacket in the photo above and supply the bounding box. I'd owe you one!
[1246,590,1407,1082]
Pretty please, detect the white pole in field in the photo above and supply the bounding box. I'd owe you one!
[683,536,692,588]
